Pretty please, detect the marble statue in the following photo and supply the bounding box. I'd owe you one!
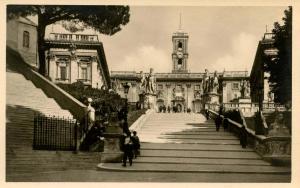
[210,71,219,93]
[140,71,146,93]
[145,68,155,94]
[202,69,210,93]
[240,80,250,98]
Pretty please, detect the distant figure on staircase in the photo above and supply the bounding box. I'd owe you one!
[121,132,134,167]
[215,115,222,132]
[167,106,171,113]
[205,109,210,120]
[131,131,141,158]
[240,126,248,148]
[223,118,229,131]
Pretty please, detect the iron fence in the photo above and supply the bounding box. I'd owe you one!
[33,114,77,151]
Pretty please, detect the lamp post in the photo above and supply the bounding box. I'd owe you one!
[122,82,130,119]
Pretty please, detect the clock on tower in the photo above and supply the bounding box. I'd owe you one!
[172,30,189,73]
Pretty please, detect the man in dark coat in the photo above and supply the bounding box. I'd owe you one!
[215,115,222,132]
[121,132,134,167]
[205,109,210,120]
[223,118,229,131]
[240,126,248,148]
[131,131,141,158]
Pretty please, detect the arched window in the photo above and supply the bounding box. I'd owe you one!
[23,31,30,48]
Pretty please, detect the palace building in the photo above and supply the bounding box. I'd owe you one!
[44,32,111,89]
[111,27,249,113]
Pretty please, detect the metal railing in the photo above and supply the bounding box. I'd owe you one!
[33,114,77,151]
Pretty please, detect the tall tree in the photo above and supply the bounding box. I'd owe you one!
[7,5,130,75]
[265,6,292,105]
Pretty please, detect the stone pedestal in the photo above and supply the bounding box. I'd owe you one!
[202,92,220,111]
[144,93,157,110]
[238,98,252,108]
[100,126,123,163]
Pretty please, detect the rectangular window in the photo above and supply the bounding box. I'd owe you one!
[23,31,30,48]
[81,68,88,80]
[76,35,80,40]
[157,84,163,90]
[194,85,200,90]
[232,83,239,90]
[60,67,67,80]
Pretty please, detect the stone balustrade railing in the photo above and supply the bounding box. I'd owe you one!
[207,109,291,166]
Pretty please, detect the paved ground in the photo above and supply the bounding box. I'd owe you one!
[7,169,291,182]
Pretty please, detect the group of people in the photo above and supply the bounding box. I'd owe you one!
[158,105,192,113]
[208,110,247,149]
[120,130,141,167]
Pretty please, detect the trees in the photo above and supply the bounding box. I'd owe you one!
[265,7,292,105]
[7,5,130,75]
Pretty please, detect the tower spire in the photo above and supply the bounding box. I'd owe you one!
[179,13,182,30]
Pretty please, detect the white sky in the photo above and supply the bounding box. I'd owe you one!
[44,6,287,74]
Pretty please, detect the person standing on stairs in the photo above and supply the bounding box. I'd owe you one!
[121,132,134,167]
[132,131,141,158]
[205,109,210,120]
[215,115,222,131]
[240,126,248,148]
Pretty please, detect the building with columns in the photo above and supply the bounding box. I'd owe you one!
[44,32,111,89]
[111,28,249,112]
[250,32,278,105]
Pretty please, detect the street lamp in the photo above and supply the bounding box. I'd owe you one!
[123,82,130,100]
[122,82,130,115]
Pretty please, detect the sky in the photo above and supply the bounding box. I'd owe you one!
[45,6,287,74]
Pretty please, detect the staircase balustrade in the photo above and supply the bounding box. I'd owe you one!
[208,109,291,166]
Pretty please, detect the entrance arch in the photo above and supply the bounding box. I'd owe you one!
[176,104,182,112]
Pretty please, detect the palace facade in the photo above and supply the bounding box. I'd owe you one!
[44,32,111,89]
[111,29,250,113]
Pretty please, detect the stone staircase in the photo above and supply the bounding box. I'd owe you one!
[98,113,290,177]
[6,51,100,181]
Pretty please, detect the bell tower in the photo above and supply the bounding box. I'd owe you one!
[172,14,189,73]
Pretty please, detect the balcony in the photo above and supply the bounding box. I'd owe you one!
[47,33,99,43]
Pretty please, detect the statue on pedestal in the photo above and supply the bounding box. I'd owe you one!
[139,71,146,93]
[202,69,210,93]
[145,68,156,94]
[210,71,219,93]
[240,80,250,98]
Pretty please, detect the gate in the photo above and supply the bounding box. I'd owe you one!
[33,114,78,151]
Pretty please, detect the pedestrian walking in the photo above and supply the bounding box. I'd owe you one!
[215,115,222,131]
[131,131,141,158]
[240,126,248,148]
[205,109,210,120]
[223,118,229,131]
[121,132,134,167]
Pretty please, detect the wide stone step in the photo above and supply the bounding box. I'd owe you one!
[141,138,241,145]
[98,163,290,174]
[141,143,252,151]
[135,157,271,166]
[140,149,260,159]
[158,135,238,140]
